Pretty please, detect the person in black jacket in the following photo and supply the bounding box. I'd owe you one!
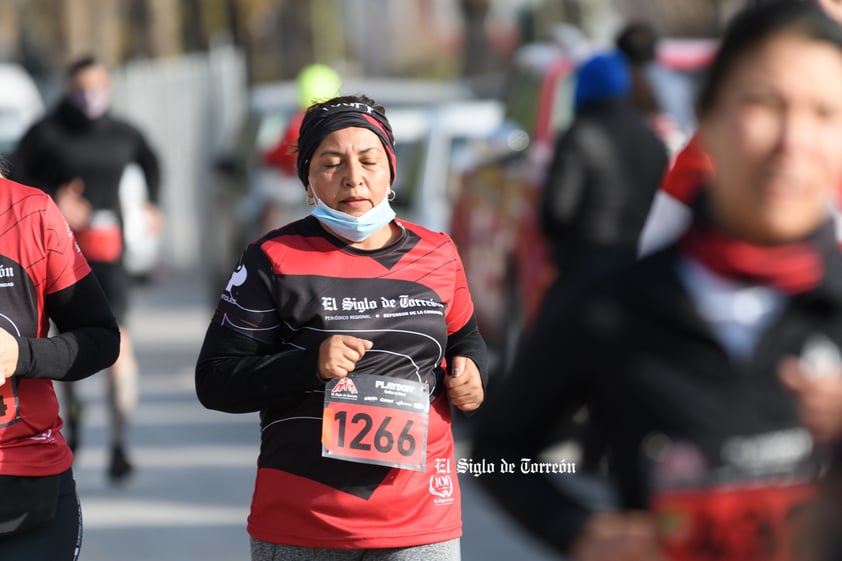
[9,56,161,483]
[474,3,842,560]
[540,49,668,290]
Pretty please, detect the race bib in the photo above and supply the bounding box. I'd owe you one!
[653,481,815,561]
[322,373,429,471]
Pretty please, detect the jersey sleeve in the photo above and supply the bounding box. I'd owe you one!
[132,127,162,204]
[211,243,284,345]
[637,190,694,257]
[660,133,712,203]
[638,133,711,257]
[196,244,321,414]
[444,236,475,335]
[42,194,91,295]
[442,236,489,387]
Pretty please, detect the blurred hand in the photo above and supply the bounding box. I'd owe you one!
[779,356,842,443]
[144,202,163,234]
[569,512,664,561]
[0,328,19,387]
[318,335,373,380]
[444,356,483,412]
[56,178,91,231]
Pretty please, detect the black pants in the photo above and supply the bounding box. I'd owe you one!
[0,469,82,561]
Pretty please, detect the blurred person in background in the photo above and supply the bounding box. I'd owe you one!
[196,94,487,561]
[261,63,342,176]
[0,175,119,560]
[8,55,161,484]
[638,0,842,256]
[615,20,693,154]
[540,50,668,295]
[474,3,842,560]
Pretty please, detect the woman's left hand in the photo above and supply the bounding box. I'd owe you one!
[779,356,842,444]
[0,328,19,387]
[444,356,483,412]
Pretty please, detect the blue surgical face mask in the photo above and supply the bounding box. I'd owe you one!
[311,190,396,243]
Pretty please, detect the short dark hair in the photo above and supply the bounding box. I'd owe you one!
[697,0,842,115]
[66,55,100,79]
[616,22,658,64]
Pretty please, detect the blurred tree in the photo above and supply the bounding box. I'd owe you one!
[460,0,498,76]
[0,0,19,61]
[224,0,244,47]
[274,0,315,79]
[612,0,743,36]
[310,0,345,71]
[63,0,122,64]
[123,0,182,59]
[182,0,208,52]
[124,0,153,59]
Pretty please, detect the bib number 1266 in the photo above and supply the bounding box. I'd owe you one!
[322,374,429,471]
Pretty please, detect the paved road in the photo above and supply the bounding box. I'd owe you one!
[66,269,561,561]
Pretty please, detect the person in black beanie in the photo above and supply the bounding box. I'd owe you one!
[196,94,487,561]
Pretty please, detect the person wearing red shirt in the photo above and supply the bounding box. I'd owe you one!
[0,177,119,560]
[261,64,341,176]
[196,94,487,561]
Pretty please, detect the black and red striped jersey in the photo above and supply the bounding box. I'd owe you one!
[198,216,487,549]
[0,178,91,476]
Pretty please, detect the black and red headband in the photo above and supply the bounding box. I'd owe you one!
[296,101,397,187]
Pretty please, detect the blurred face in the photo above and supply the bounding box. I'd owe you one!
[306,127,391,215]
[699,33,842,244]
[817,0,842,25]
[68,64,112,118]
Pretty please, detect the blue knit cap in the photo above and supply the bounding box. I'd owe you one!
[574,51,631,110]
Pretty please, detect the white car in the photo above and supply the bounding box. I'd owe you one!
[0,63,43,156]
[387,99,504,233]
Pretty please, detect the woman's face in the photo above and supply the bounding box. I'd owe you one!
[699,33,842,244]
[306,127,391,215]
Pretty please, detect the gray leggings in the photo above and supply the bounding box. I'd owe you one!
[250,537,460,561]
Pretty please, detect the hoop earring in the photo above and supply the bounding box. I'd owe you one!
[387,189,396,202]
[306,192,316,206]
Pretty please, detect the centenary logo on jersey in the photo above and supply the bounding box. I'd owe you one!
[331,377,358,395]
[429,473,455,503]
[429,457,455,504]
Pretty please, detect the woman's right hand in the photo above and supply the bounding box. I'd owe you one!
[56,178,91,231]
[318,335,373,380]
[569,512,664,561]
[0,327,18,387]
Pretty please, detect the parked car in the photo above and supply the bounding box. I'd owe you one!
[205,77,499,299]
[388,98,504,233]
[450,37,716,371]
